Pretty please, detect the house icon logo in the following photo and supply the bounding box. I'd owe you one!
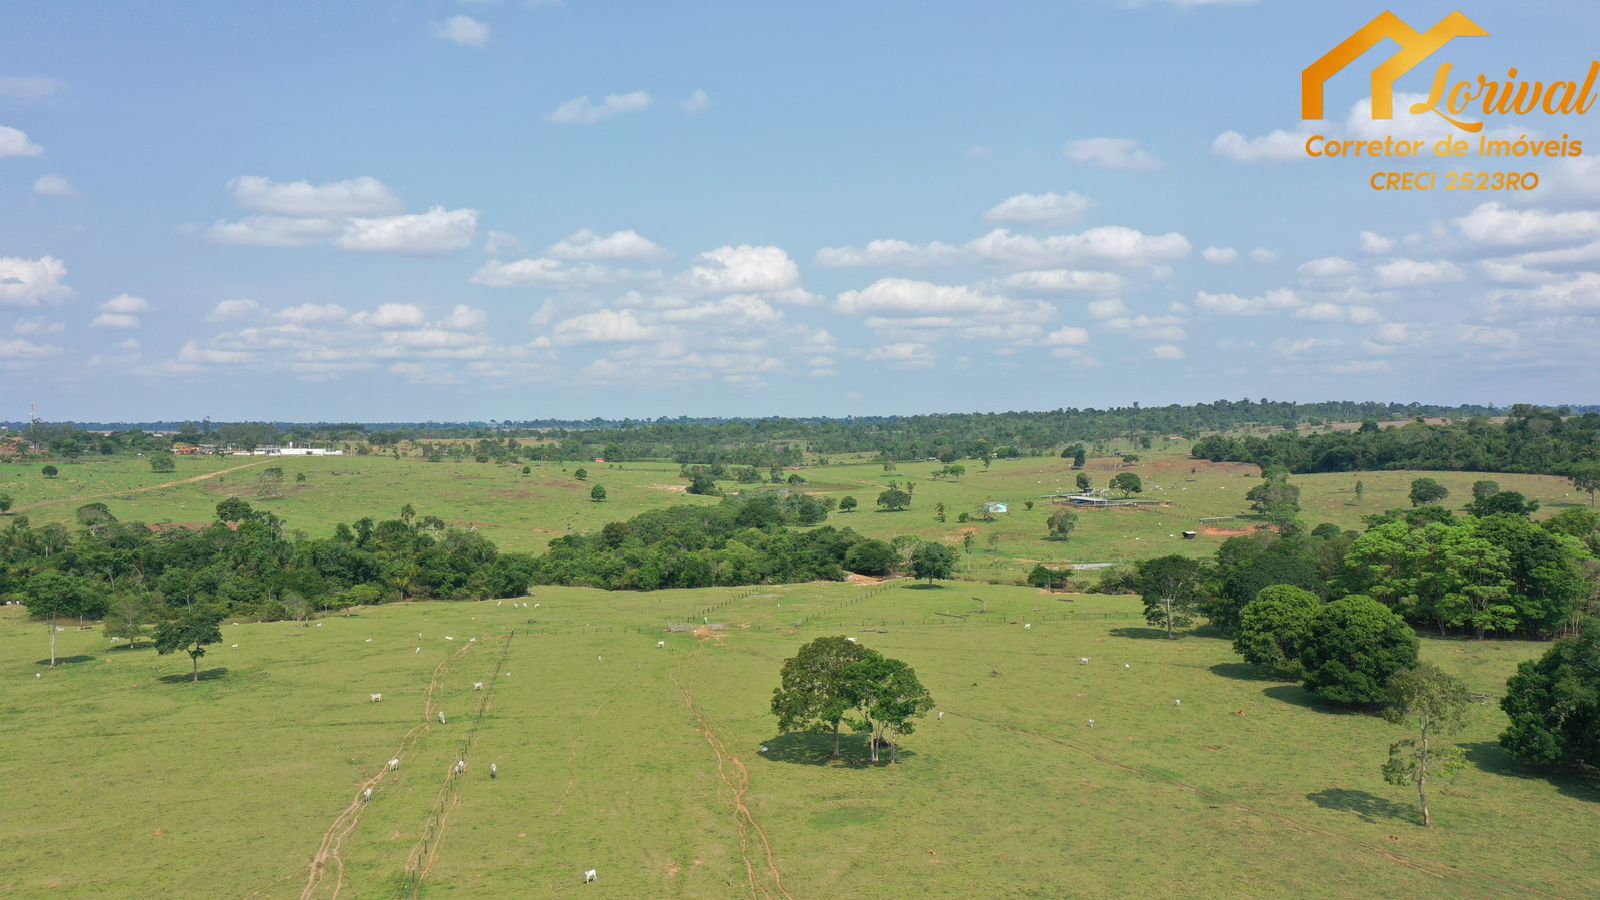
[1303,11,1488,127]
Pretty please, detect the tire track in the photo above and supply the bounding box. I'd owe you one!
[13,460,271,514]
[671,647,792,900]
[946,709,1557,898]
[300,640,477,900]
[405,632,517,897]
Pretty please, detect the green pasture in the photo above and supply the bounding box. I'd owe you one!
[2,446,1584,587]
[2,582,1595,898]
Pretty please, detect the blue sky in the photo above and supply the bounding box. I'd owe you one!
[2,0,1598,421]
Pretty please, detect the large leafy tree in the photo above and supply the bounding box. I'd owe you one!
[1381,664,1473,827]
[772,636,877,757]
[1299,595,1419,705]
[909,542,956,583]
[1407,478,1450,507]
[1045,509,1078,541]
[1134,554,1207,638]
[876,487,911,511]
[843,539,896,576]
[1570,462,1600,507]
[155,605,227,683]
[104,592,162,649]
[843,655,934,763]
[1109,472,1142,498]
[1499,623,1600,769]
[22,570,82,667]
[1246,474,1301,531]
[1233,585,1322,677]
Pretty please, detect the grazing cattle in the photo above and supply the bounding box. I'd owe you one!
[1024,624,1032,630]
[445,636,455,641]
[415,647,421,654]
[1175,699,1181,707]
[231,644,240,649]
[388,758,400,770]
[35,673,41,679]
[656,641,665,648]
[490,762,497,779]
[363,787,372,802]
[370,693,383,703]
[439,711,447,725]
[1088,719,1097,728]
[365,638,372,643]
[1078,657,1090,665]
[1236,709,1247,717]
[846,637,857,644]
[597,656,603,662]
[584,869,598,884]
[455,760,465,775]
[1124,663,1131,669]
[496,600,503,607]
[937,711,944,720]
[473,682,484,691]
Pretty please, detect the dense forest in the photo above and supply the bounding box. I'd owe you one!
[1099,503,1600,642]
[1190,407,1600,475]
[6,399,1511,465]
[1,502,538,635]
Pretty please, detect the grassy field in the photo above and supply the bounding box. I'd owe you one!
[3,582,1596,898]
[4,445,1583,585]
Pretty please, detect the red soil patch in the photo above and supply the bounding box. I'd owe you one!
[845,573,885,585]
[1200,526,1259,538]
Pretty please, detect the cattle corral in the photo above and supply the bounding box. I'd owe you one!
[2,583,1596,898]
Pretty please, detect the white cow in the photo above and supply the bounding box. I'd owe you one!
[490,762,497,779]
[370,693,383,702]
[415,647,421,654]
[455,760,465,775]
[473,682,484,691]
[1124,663,1131,669]
[656,641,665,648]
[1087,719,1097,728]
[363,787,373,802]
[1079,657,1090,666]
[439,710,447,725]
[231,643,239,649]
[388,758,400,770]
[584,869,598,884]
[1175,699,1181,707]
[937,711,945,720]
[1024,624,1032,631]
[846,637,857,644]
[445,635,455,641]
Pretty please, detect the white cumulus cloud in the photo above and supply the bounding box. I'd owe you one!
[336,207,479,254]
[1064,138,1160,170]
[228,175,403,217]
[0,256,72,308]
[0,124,43,158]
[433,15,490,47]
[983,191,1093,227]
[548,91,652,125]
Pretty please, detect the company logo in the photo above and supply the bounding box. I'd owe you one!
[1303,10,1597,133]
